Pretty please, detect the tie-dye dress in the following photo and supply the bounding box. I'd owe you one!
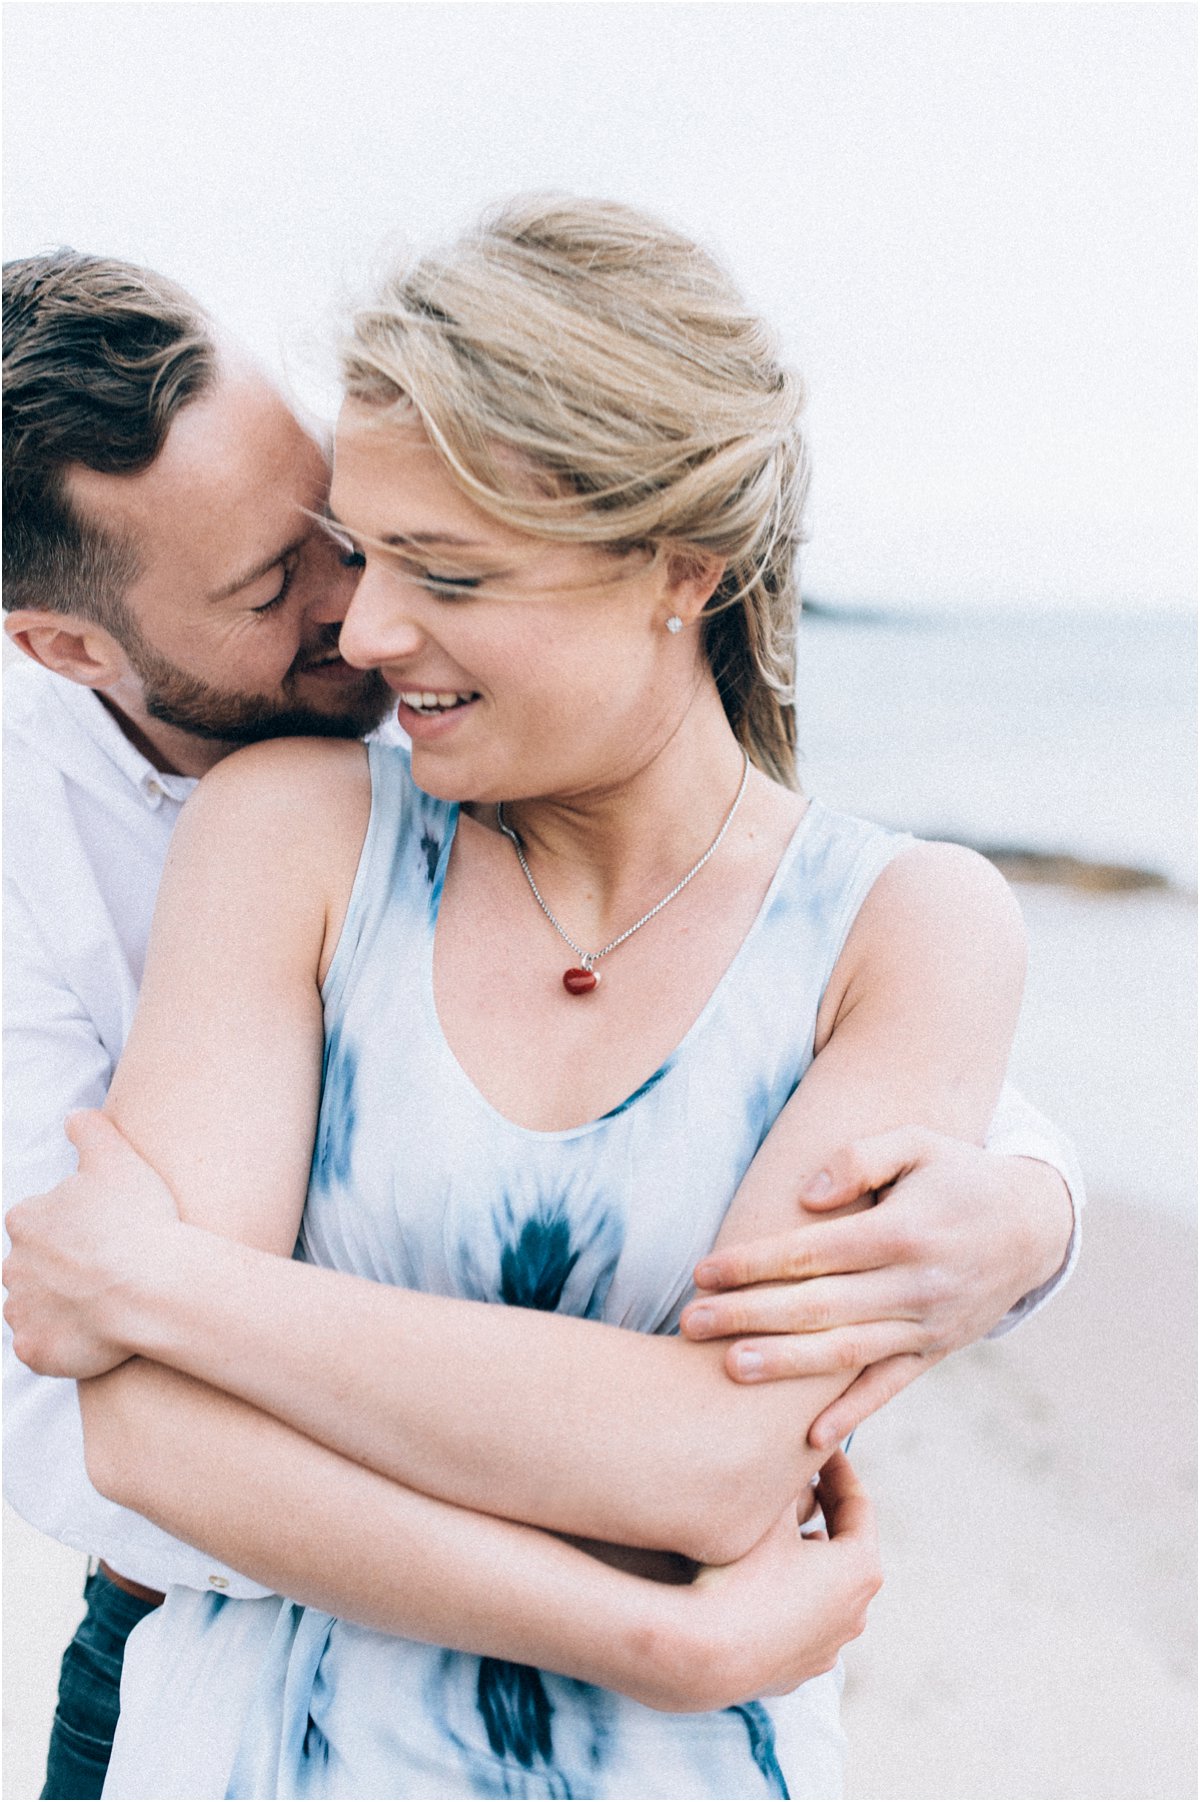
[105,743,912,1802]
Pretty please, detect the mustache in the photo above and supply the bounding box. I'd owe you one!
[289,624,348,679]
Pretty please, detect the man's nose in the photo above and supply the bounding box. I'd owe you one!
[336,566,425,670]
[304,540,361,629]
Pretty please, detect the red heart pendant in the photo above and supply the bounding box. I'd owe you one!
[563,967,599,995]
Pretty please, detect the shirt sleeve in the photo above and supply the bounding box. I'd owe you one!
[981,1080,1085,1335]
[3,883,272,1599]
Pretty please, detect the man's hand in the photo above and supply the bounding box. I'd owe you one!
[4,1110,181,1378]
[673,1451,880,1710]
[680,1128,1074,1449]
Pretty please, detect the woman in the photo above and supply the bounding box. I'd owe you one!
[14,197,1030,1798]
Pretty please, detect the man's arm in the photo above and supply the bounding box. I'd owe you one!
[687,1125,1076,1447]
[678,1089,1080,1447]
[3,880,270,1596]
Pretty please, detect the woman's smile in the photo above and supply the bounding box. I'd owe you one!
[392,687,482,735]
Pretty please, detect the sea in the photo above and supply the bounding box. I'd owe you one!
[792,603,1197,1218]
[794,604,1196,893]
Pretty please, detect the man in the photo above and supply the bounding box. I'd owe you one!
[2,248,396,1799]
[3,249,1079,1798]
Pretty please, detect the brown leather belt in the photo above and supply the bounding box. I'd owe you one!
[98,1560,165,1605]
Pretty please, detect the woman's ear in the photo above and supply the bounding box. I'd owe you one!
[663,548,726,628]
[5,609,129,689]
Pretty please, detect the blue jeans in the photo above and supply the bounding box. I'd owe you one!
[41,1567,160,1801]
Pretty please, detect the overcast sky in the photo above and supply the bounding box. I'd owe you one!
[4,2,1194,612]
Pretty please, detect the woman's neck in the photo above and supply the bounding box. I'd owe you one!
[476,690,761,933]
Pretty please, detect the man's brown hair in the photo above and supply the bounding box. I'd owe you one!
[3,249,217,627]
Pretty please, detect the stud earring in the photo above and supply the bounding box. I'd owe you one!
[665,615,683,634]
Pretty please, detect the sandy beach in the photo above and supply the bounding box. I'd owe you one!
[837,882,1197,1801]
[4,882,1196,1801]
[842,1193,1196,1802]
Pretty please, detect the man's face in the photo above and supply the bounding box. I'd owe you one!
[66,362,391,744]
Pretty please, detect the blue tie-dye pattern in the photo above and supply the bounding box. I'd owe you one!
[499,1209,579,1311]
[477,1660,554,1767]
[420,828,441,888]
[451,1188,623,1790]
[311,1023,356,1191]
[598,1060,672,1120]
[728,1702,790,1799]
[126,753,907,1799]
[301,1716,329,1767]
[453,1187,624,1323]
[425,1654,613,1800]
[559,1679,615,1774]
[744,1070,793,1160]
[417,790,458,922]
[224,1606,336,1799]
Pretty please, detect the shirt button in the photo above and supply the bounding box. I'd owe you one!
[143,777,164,806]
[208,1575,230,1590]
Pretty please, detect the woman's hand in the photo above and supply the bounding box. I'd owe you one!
[4,1110,181,1378]
[653,1451,880,1712]
[681,1127,1074,1448]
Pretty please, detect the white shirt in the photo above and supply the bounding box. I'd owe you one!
[3,658,1082,1594]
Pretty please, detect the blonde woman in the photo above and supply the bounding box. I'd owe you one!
[10,199,1050,1798]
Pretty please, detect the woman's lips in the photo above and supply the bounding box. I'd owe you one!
[392,688,481,737]
[395,688,478,714]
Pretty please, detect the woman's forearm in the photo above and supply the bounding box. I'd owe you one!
[119,1226,845,1566]
[77,1357,714,1710]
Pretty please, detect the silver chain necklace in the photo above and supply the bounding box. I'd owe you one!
[496,751,751,995]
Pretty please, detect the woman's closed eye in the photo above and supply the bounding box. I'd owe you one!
[416,570,484,597]
[320,525,480,596]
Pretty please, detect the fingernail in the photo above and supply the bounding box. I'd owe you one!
[693,1260,720,1287]
[686,1305,716,1336]
[734,1349,765,1379]
[802,1171,834,1200]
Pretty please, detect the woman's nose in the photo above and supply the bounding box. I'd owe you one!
[337,568,425,670]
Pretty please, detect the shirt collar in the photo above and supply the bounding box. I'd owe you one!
[37,668,199,809]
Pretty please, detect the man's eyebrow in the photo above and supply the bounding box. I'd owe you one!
[207,535,305,603]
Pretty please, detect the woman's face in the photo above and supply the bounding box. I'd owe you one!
[330,404,705,804]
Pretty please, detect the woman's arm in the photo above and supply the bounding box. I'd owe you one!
[72,1355,879,1713]
[49,733,1024,1564]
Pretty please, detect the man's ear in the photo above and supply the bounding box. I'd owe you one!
[4,609,129,689]
[663,549,726,628]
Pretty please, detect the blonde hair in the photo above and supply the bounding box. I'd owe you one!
[341,196,809,786]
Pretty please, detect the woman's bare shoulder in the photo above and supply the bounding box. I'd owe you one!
[852,838,1026,970]
[178,738,371,852]
[164,738,373,921]
[816,838,1027,1070]
[186,735,371,811]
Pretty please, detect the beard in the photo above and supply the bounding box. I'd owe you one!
[122,621,393,745]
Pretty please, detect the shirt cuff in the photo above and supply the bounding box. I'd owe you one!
[983,1104,1085,1336]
